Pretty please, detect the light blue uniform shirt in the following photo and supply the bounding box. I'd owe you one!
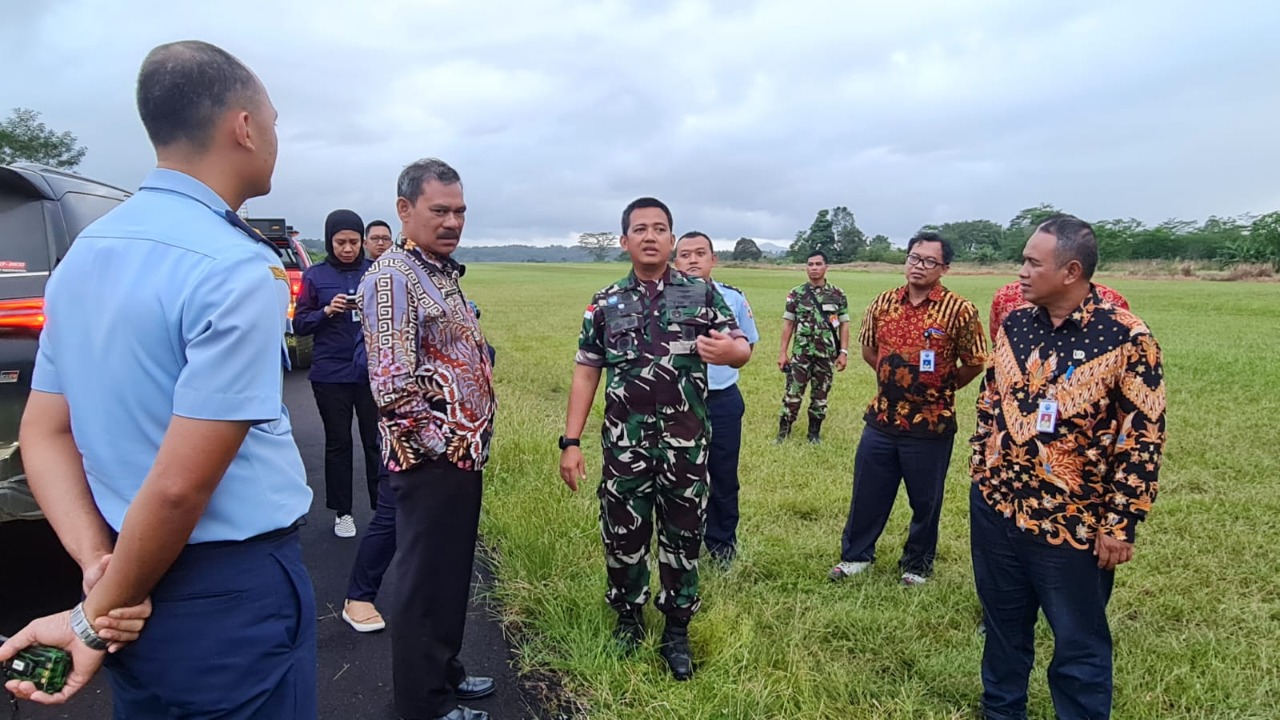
[708,280,760,391]
[31,169,311,543]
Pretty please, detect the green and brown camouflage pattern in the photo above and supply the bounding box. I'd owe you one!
[780,282,849,422]
[781,352,835,424]
[576,268,742,621]
[598,443,708,621]
[782,282,849,360]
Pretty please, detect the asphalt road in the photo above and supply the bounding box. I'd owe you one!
[0,370,532,719]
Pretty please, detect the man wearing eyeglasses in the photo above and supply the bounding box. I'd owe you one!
[829,231,986,586]
[364,219,394,261]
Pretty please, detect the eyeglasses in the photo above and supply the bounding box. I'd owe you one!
[906,253,943,269]
[368,236,393,244]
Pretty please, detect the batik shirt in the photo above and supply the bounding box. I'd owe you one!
[576,268,744,448]
[859,284,987,437]
[783,282,849,359]
[360,248,495,472]
[990,280,1129,341]
[971,290,1166,547]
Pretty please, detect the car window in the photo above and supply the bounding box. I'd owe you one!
[0,192,51,273]
[272,240,300,269]
[60,192,123,242]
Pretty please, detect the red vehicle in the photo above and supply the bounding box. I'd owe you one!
[246,217,313,369]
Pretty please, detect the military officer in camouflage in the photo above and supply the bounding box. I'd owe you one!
[559,197,751,681]
[777,250,851,443]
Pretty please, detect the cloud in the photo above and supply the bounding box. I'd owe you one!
[3,0,1277,245]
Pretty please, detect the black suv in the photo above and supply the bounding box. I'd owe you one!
[0,163,130,524]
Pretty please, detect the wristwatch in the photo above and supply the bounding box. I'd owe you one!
[70,602,109,651]
[839,348,849,355]
[558,436,580,451]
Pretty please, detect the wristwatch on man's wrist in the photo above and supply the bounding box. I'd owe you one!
[558,436,580,451]
[70,602,109,651]
[839,348,849,355]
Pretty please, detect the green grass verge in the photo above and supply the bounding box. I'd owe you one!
[463,263,1280,720]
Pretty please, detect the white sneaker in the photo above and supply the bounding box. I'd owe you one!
[334,514,357,538]
[342,600,386,633]
[828,561,871,581]
[900,572,929,587]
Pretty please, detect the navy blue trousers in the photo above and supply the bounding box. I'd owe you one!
[705,385,745,560]
[104,530,317,719]
[970,485,1115,720]
[840,424,953,575]
[346,467,396,602]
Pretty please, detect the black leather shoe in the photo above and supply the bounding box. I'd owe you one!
[455,676,496,701]
[659,619,694,681]
[430,706,489,720]
[613,609,645,652]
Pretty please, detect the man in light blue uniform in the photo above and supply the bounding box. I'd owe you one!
[0,41,316,718]
[673,231,759,565]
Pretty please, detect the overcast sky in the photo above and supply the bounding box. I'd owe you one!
[6,0,1279,248]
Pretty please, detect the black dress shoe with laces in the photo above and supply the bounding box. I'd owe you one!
[455,676,496,701]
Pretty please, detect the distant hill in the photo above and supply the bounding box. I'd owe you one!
[454,245,596,263]
[300,239,596,263]
[757,241,790,256]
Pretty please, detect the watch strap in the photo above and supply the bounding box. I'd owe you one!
[70,602,109,651]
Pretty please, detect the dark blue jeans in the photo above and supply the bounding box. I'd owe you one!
[839,424,953,575]
[346,466,396,602]
[705,385,745,560]
[970,485,1115,720]
[104,531,317,719]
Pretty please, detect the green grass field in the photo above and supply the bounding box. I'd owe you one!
[462,263,1280,720]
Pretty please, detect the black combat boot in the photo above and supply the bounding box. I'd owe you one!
[659,617,694,681]
[775,417,792,444]
[807,417,823,444]
[612,609,645,652]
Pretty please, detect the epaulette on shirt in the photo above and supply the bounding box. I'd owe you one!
[717,282,747,297]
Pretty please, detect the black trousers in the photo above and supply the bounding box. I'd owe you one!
[389,458,483,719]
[312,381,381,516]
[971,485,1115,720]
[839,424,954,575]
[705,385,745,559]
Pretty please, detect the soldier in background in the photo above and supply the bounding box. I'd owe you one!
[558,197,750,680]
[777,251,850,443]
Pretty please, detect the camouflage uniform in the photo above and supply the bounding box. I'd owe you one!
[780,282,850,426]
[575,268,743,622]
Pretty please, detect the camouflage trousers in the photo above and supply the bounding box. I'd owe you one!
[598,443,709,622]
[780,352,835,424]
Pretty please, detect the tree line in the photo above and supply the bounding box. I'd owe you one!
[786,203,1280,269]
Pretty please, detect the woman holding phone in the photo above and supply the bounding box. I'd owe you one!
[293,209,379,539]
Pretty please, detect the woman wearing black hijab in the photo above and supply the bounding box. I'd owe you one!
[293,209,379,539]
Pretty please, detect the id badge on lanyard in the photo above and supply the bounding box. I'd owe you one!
[920,327,942,373]
[1036,365,1074,434]
[1036,399,1058,433]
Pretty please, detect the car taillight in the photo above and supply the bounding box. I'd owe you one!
[0,298,45,331]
